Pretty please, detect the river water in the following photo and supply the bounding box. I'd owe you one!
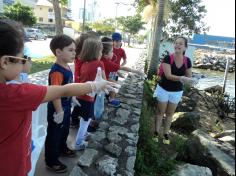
[193,68,235,97]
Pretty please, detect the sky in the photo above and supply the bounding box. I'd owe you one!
[98,0,136,18]
[100,0,235,38]
[72,0,235,38]
[201,0,235,37]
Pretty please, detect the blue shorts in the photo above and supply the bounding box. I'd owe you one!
[153,85,183,104]
[76,99,94,121]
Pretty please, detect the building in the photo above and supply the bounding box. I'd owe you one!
[70,0,99,23]
[34,0,71,33]
[191,34,235,50]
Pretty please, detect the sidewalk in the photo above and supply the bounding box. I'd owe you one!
[29,47,144,175]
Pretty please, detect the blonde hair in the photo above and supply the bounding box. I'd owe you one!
[79,38,103,62]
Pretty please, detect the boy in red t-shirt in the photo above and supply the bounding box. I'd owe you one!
[111,32,127,66]
[0,19,114,176]
[108,32,130,107]
[101,37,145,107]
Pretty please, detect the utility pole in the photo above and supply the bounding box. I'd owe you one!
[82,0,86,32]
[115,2,119,31]
[114,2,133,31]
[222,58,230,94]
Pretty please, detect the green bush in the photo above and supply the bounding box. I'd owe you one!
[30,56,55,74]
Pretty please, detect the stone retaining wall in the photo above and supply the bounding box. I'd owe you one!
[70,55,146,176]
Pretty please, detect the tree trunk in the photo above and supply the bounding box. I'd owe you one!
[51,0,63,35]
[147,15,157,72]
[147,0,165,79]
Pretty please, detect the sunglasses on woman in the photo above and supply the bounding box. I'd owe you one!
[4,55,31,64]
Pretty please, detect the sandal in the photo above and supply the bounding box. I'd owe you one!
[61,147,76,157]
[46,161,67,173]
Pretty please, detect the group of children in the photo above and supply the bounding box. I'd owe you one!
[0,18,145,175]
[47,32,144,173]
[0,19,113,176]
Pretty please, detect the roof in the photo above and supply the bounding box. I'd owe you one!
[36,0,52,7]
[191,34,235,45]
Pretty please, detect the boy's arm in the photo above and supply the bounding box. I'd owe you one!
[120,50,127,66]
[50,72,63,113]
[42,83,92,103]
[120,66,145,77]
[53,99,63,113]
[120,59,127,66]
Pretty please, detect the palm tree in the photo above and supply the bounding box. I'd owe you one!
[49,0,68,35]
[147,0,165,78]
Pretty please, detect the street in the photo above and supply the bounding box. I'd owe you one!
[25,38,146,61]
[25,39,53,58]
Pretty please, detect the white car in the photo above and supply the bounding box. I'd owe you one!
[25,28,47,40]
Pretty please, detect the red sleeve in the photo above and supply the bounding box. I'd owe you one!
[50,72,63,85]
[74,58,83,83]
[2,84,47,111]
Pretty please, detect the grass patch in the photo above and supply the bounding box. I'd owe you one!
[134,80,186,176]
[30,56,55,74]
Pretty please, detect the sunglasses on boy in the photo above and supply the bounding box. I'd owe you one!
[4,55,31,64]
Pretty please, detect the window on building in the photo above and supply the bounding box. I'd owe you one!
[39,17,43,22]
[48,8,53,12]
[48,19,53,23]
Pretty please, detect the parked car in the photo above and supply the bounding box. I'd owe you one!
[24,28,47,40]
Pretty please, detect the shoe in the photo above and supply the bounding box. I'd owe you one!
[87,120,99,132]
[87,125,97,132]
[84,132,92,141]
[163,134,170,145]
[153,131,159,143]
[108,99,121,108]
[74,141,88,151]
[61,147,76,157]
[46,161,67,173]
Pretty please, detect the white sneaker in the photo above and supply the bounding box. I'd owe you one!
[74,141,88,151]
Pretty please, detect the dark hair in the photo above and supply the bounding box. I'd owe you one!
[79,38,102,62]
[75,31,99,57]
[175,36,188,55]
[0,19,24,57]
[50,34,75,56]
[101,37,113,55]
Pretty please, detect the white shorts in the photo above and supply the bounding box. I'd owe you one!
[153,85,183,104]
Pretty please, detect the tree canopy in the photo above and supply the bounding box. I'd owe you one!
[92,18,115,36]
[117,14,144,35]
[165,0,208,38]
[135,0,208,38]
[4,2,37,26]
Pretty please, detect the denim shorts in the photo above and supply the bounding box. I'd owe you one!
[153,85,183,104]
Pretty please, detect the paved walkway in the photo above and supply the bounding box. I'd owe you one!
[28,47,144,176]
